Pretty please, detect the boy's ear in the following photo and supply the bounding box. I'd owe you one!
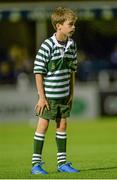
[56,23,61,30]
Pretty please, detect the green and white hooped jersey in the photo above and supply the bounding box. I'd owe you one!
[34,33,78,99]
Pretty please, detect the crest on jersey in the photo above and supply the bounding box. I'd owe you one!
[51,63,56,71]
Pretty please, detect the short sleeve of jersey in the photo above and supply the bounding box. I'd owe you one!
[33,40,51,74]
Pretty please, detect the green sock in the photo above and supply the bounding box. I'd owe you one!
[56,131,67,166]
[32,132,45,166]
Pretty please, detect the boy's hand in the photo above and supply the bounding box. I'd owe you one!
[67,95,72,105]
[35,97,49,116]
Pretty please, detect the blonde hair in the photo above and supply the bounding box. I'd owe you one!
[51,7,77,30]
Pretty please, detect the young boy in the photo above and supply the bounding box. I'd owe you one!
[31,7,79,174]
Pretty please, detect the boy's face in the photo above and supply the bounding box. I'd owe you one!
[57,19,76,37]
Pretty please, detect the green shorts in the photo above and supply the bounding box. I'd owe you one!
[39,97,72,121]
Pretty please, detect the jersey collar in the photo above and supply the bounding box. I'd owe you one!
[51,33,73,51]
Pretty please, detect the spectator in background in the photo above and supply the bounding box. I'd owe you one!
[8,45,33,77]
[0,48,16,84]
[110,44,117,69]
[77,50,93,81]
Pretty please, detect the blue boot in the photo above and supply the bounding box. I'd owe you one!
[58,162,80,173]
[31,162,48,174]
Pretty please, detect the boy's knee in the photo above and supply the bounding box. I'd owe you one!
[56,118,67,131]
[36,118,49,133]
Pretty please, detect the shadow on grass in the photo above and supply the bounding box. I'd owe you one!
[81,166,117,171]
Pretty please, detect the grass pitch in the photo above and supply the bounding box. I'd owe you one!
[0,117,117,179]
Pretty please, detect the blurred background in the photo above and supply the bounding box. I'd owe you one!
[0,0,117,122]
[1,2,117,178]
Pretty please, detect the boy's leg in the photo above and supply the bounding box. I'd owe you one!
[56,118,79,173]
[32,118,49,167]
[56,118,67,166]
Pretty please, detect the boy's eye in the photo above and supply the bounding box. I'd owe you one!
[69,22,75,26]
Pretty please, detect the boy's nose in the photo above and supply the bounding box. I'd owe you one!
[72,25,75,29]
[72,26,75,30]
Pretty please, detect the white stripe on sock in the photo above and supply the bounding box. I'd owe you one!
[56,131,66,135]
[58,159,66,164]
[57,152,66,156]
[33,154,41,157]
[32,157,41,161]
[56,135,66,139]
[32,161,40,164]
[57,155,66,160]
[34,136,44,141]
[35,132,45,137]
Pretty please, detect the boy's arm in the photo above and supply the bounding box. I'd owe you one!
[34,40,51,116]
[67,72,75,107]
[35,74,49,116]
[67,42,77,107]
